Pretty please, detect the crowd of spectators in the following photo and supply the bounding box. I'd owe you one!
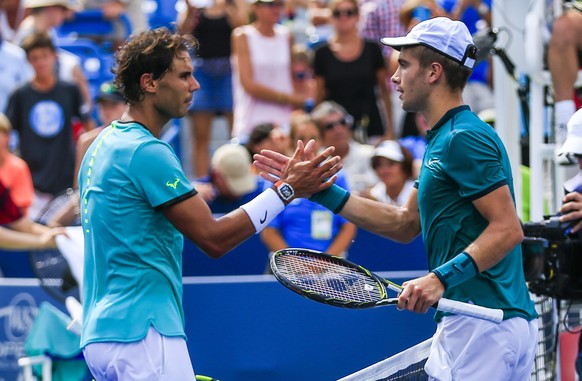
[0,0,580,231]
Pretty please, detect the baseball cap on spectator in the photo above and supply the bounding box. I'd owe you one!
[372,140,405,163]
[96,82,124,103]
[24,0,78,10]
[380,17,477,69]
[558,108,582,156]
[211,144,257,196]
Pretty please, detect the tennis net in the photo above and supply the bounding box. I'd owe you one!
[338,294,557,381]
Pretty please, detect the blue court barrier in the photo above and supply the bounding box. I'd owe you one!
[0,228,428,278]
[182,228,429,276]
[0,273,436,381]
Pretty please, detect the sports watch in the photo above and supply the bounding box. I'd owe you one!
[274,180,295,203]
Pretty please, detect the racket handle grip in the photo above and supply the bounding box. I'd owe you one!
[436,298,504,323]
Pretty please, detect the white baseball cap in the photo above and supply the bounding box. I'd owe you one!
[211,144,257,196]
[381,17,477,69]
[24,0,78,10]
[372,140,404,162]
[559,108,582,156]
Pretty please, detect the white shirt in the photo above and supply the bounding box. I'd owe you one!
[341,141,379,194]
[0,40,33,112]
[369,179,415,206]
[232,24,293,143]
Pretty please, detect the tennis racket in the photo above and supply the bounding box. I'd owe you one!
[270,248,504,323]
[30,188,81,304]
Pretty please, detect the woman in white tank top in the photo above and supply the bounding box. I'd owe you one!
[231,0,307,143]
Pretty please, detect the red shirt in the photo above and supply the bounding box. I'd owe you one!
[0,180,22,225]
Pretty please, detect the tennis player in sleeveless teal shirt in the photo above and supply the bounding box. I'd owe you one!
[254,17,539,381]
[78,28,342,381]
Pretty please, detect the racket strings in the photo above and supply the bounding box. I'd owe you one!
[274,254,385,304]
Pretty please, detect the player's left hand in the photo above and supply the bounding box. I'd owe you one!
[397,272,445,314]
[254,140,342,198]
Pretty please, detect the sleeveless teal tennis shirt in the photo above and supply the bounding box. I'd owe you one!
[417,106,537,322]
[79,121,197,347]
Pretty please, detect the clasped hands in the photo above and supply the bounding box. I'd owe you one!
[253,140,342,199]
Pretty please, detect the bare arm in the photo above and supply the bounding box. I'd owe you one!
[166,142,342,258]
[376,67,394,139]
[1,217,66,250]
[74,128,101,189]
[260,227,288,252]
[253,148,421,242]
[226,0,249,27]
[176,1,199,33]
[397,185,524,313]
[231,28,305,108]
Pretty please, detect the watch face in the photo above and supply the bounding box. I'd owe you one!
[279,184,294,199]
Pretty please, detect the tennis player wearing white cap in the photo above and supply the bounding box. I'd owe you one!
[254,17,538,380]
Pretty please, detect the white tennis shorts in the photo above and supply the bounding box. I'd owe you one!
[83,326,196,381]
[425,314,538,381]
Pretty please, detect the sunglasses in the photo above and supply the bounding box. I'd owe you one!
[293,71,307,80]
[332,8,358,18]
[256,1,283,7]
[323,117,348,131]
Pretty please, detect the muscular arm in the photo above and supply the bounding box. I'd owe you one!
[338,188,421,243]
[398,185,524,313]
[465,185,524,271]
[164,194,257,259]
[166,141,342,258]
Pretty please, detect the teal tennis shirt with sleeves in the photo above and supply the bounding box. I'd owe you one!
[78,121,197,347]
[417,106,537,322]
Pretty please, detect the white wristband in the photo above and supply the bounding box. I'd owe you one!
[240,188,285,234]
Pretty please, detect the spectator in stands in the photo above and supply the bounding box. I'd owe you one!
[291,43,317,108]
[177,0,248,178]
[0,113,34,215]
[313,0,393,143]
[0,0,25,41]
[245,122,292,158]
[260,113,356,261]
[13,0,94,119]
[548,2,582,149]
[306,0,333,46]
[361,139,415,205]
[311,101,378,194]
[399,111,429,179]
[193,143,270,214]
[0,178,65,251]
[231,0,307,143]
[82,0,148,37]
[358,0,407,135]
[77,27,342,379]
[73,82,125,188]
[5,32,90,218]
[0,29,33,112]
[359,0,406,75]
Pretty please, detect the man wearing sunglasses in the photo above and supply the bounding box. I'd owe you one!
[311,101,378,195]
